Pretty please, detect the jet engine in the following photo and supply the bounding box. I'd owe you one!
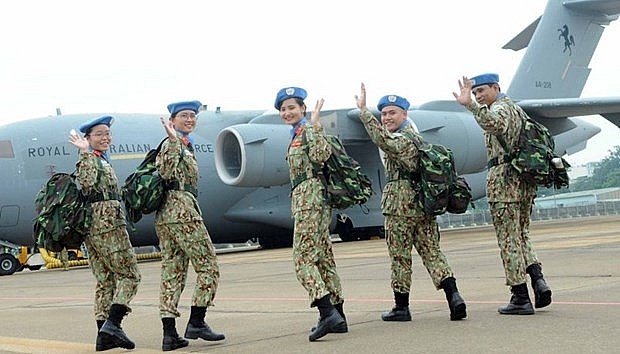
[215,124,291,187]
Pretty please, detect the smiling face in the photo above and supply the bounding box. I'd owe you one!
[85,124,112,151]
[279,98,306,126]
[380,106,408,132]
[171,109,198,134]
[471,83,501,106]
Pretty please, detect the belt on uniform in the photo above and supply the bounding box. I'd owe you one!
[291,172,311,191]
[487,155,512,169]
[386,178,413,183]
[388,169,418,183]
[165,180,198,197]
[88,191,120,203]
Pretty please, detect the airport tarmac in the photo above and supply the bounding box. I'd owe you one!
[1,215,619,354]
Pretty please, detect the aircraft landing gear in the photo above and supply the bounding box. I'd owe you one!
[0,253,19,276]
[335,214,360,242]
[335,213,385,242]
[259,231,293,249]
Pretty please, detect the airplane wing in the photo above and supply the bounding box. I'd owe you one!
[516,97,620,127]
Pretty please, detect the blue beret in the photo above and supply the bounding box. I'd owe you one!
[377,95,410,112]
[470,73,499,88]
[79,115,114,134]
[167,100,202,116]
[274,87,307,110]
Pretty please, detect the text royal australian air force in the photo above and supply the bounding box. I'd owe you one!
[27,142,214,159]
[11,113,216,161]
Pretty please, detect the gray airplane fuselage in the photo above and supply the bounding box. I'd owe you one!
[0,107,490,249]
[0,111,307,248]
[2,0,620,251]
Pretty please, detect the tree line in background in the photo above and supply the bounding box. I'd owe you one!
[471,145,620,210]
[551,145,620,194]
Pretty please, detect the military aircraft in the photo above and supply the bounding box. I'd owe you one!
[1,0,620,276]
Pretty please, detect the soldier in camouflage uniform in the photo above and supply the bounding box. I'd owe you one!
[453,73,552,315]
[355,83,467,322]
[156,100,224,351]
[276,87,347,342]
[69,115,141,351]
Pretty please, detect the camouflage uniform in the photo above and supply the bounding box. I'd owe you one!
[76,151,141,321]
[360,111,454,292]
[155,135,219,318]
[288,122,344,305]
[465,95,540,286]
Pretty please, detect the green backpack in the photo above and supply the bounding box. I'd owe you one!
[496,115,570,189]
[304,133,374,210]
[121,138,167,223]
[402,131,472,216]
[33,172,92,252]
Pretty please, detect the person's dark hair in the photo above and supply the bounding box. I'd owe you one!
[294,98,307,116]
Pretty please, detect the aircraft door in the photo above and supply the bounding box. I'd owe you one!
[0,205,19,227]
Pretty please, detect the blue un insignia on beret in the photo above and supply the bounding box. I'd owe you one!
[167,100,202,116]
[377,95,410,112]
[274,86,307,110]
[79,115,114,134]
[470,73,499,88]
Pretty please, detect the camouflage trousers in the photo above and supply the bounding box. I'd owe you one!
[85,227,141,321]
[293,205,343,306]
[385,214,453,293]
[156,220,219,318]
[490,200,540,286]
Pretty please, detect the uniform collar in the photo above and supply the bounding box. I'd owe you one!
[396,119,412,133]
[290,117,308,139]
[91,149,110,163]
[176,130,194,145]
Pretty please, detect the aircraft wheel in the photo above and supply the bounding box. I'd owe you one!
[0,254,19,276]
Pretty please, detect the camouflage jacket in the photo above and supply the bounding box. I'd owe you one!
[155,135,202,224]
[287,123,331,215]
[466,95,536,202]
[360,111,425,217]
[76,151,126,235]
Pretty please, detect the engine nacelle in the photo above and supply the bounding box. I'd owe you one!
[215,123,291,187]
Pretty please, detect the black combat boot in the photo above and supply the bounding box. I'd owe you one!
[184,306,225,342]
[498,283,535,315]
[162,317,189,351]
[440,277,467,321]
[95,320,115,352]
[381,292,412,321]
[333,302,348,332]
[526,263,552,308]
[311,300,348,333]
[97,304,135,351]
[309,295,347,342]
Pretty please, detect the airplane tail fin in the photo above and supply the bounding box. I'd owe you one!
[506,0,620,100]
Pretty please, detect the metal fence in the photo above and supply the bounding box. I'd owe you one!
[437,200,620,229]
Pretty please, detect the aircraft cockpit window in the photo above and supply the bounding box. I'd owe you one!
[0,140,15,158]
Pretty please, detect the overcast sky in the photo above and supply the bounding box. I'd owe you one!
[1,0,618,165]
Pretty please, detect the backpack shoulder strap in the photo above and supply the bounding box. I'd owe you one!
[156,137,169,151]
[490,114,525,168]
[395,129,422,180]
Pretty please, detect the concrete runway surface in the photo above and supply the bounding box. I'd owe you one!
[1,215,619,354]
